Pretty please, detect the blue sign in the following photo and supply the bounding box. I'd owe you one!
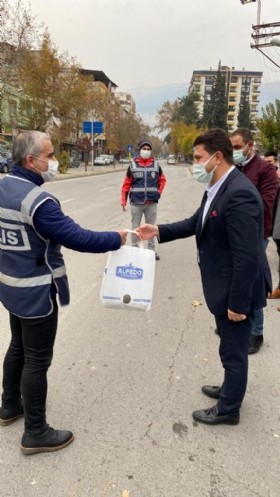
[127,145,133,151]
[83,121,92,133]
[93,122,103,133]
[82,121,103,134]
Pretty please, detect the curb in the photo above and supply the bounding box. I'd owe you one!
[55,164,127,181]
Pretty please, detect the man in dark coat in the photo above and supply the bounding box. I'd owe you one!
[136,128,271,426]
[230,128,279,354]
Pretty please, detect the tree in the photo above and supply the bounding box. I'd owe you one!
[117,110,150,154]
[256,99,280,151]
[201,64,228,130]
[172,93,200,126]
[19,31,96,148]
[0,0,43,136]
[169,122,201,156]
[238,78,253,129]
[155,100,179,134]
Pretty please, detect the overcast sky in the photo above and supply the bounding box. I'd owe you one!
[28,0,280,92]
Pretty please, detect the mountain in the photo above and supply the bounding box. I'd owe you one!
[128,82,188,115]
[128,83,188,127]
[128,80,280,127]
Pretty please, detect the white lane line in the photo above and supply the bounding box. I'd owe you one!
[61,198,75,204]
[100,187,114,192]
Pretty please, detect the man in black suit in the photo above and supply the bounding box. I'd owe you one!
[136,128,271,426]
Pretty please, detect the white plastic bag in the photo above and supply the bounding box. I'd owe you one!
[100,245,156,311]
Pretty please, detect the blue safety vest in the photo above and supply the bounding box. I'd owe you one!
[129,160,160,204]
[0,175,70,318]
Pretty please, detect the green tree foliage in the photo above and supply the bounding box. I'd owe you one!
[256,99,280,151]
[170,122,202,156]
[172,93,200,126]
[201,66,228,130]
[238,79,253,129]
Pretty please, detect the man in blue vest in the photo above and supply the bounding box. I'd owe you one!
[121,140,166,260]
[0,131,128,454]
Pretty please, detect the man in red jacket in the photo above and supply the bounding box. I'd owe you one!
[230,128,279,354]
[121,140,167,260]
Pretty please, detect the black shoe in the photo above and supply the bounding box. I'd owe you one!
[155,253,160,261]
[0,401,24,426]
[248,335,263,355]
[21,425,74,455]
[192,405,239,425]
[201,385,222,399]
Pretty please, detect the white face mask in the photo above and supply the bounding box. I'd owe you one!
[33,157,59,182]
[41,160,59,182]
[192,153,217,183]
[140,149,151,159]
[232,144,249,166]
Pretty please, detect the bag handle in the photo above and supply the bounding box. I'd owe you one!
[125,229,144,248]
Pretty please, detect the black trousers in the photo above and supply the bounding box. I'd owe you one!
[1,301,58,433]
[215,314,252,415]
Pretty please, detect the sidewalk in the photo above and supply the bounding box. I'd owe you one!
[56,162,128,181]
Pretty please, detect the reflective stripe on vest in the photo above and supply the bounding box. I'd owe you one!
[0,176,70,317]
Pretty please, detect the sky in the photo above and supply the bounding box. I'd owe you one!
[27,0,280,94]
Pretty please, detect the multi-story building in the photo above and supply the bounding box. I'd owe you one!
[189,66,262,130]
[115,91,136,116]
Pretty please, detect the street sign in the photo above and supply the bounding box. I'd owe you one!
[127,145,133,151]
[83,121,92,133]
[82,121,103,134]
[93,122,103,133]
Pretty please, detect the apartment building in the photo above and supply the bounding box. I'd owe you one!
[115,92,136,116]
[189,66,262,130]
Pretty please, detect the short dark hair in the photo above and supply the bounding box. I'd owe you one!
[264,150,278,158]
[193,128,233,164]
[230,128,253,144]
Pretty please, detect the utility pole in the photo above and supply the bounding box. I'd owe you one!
[241,0,280,69]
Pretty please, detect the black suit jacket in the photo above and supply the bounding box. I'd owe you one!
[158,168,272,316]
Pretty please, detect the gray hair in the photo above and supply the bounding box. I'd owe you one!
[12,131,50,166]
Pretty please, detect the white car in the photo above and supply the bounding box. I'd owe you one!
[119,157,131,164]
[94,154,110,165]
[167,155,176,165]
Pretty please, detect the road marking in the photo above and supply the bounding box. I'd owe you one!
[61,198,75,204]
[100,187,114,192]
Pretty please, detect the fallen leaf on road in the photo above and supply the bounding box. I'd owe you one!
[192,300,203,307]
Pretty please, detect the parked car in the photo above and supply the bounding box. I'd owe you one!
[94,154,110,165]
[105,154,115,164]
[0,153,13,173]
[119,157,131,164]
[167,155,176,165]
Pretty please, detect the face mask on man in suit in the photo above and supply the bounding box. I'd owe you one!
[192,153,217,183]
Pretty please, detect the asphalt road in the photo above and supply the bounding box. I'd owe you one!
[0,164,280,497]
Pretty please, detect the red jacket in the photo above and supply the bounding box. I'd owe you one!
[121,156,167,206]
[238,154,279,238]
